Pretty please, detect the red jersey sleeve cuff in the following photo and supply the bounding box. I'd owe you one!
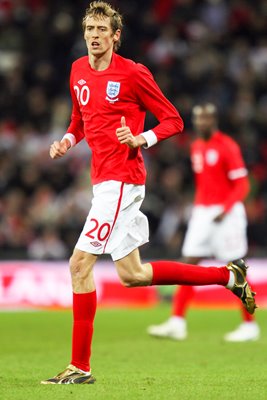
[62,133,76,148]
[141,130,158,149]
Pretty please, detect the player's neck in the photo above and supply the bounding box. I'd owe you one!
[200,127,217,141]
[88,51,113,71]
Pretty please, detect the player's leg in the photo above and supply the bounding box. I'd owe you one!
[114,191,229,287]
[115,248,229,288]
[115,250,256,314]
[42,181,149,385]
[160,257,200,316]
[70,249,98,372]
[42,181,147,384]
[224,306,260,342]
[213,203,260,340]
[147,206,216,339]
[147,257,200,340]
[172,206,216,317]
[113,188,256,310]
[41,249,98,384]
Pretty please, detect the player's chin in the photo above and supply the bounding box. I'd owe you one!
[90,47,103,55]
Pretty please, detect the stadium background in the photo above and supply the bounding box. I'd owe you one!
[0,2,267,399]
[0,0,267,262]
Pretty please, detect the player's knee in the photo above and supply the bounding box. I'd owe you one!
[119,271,147,288]
[120,275,137,287]
[120,275,135,287]
[69,251,92,281]
[69,252,82,276]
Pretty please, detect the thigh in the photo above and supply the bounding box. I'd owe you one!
[115,248,142,276]
[75,181,127,255]
[75,181,147,259]
[115,248,152,286]
[111,210,149,261]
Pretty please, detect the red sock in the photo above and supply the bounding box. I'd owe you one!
[172,286,195,317]
[241,306,254,322]
[71,291,97,372]
[151,261,229,286]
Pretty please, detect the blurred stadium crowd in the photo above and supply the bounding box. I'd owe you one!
[0,0,267,260]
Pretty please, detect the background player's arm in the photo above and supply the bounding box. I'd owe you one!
[213,210,227,222]
[214,177,250,222]
[222,176,249,211]
[214,140,250,222]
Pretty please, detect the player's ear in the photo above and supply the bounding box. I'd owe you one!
[113,29,121,44]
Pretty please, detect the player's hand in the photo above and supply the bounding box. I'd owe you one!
[214,211,227,223]
[116,116,146,149]
[49,139,71,159]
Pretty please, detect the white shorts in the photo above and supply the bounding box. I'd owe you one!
[75,180,149,261]
[182,203,247,261]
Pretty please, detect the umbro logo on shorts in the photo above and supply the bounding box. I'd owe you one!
[90,241,102,248]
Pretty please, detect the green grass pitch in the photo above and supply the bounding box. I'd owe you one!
[0,306,266,400]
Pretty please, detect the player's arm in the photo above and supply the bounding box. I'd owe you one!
[214,141,250,221]
[214,176,250,222]
[116,117,147,148]
[133,64,184,148]
[50,139,71,159]
[50,65,85,159]
[222,174,250,211]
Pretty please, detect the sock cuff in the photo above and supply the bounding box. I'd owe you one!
[226,271,235,289]
[73,290,97,321]
[73,290,96,297]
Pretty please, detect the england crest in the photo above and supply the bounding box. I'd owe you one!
[106,81,120,100]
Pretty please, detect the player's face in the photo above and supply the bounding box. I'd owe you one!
[192,110,216,138]
[84,15,121,57]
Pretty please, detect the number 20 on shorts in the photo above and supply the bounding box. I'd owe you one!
[85,218,111,242]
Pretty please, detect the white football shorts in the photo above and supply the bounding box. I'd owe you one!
[182,202,247,261]
[75,180,149,261]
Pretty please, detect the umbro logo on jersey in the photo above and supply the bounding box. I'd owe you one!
[90,241,102,248]
[78,79,86,85]
[106,81,120,103]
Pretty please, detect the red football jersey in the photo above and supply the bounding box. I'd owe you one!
[66,53,183,185]
[191,131,249,211]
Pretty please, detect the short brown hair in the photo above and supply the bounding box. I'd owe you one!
[82,1,123,52]
[192,103,218,118]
